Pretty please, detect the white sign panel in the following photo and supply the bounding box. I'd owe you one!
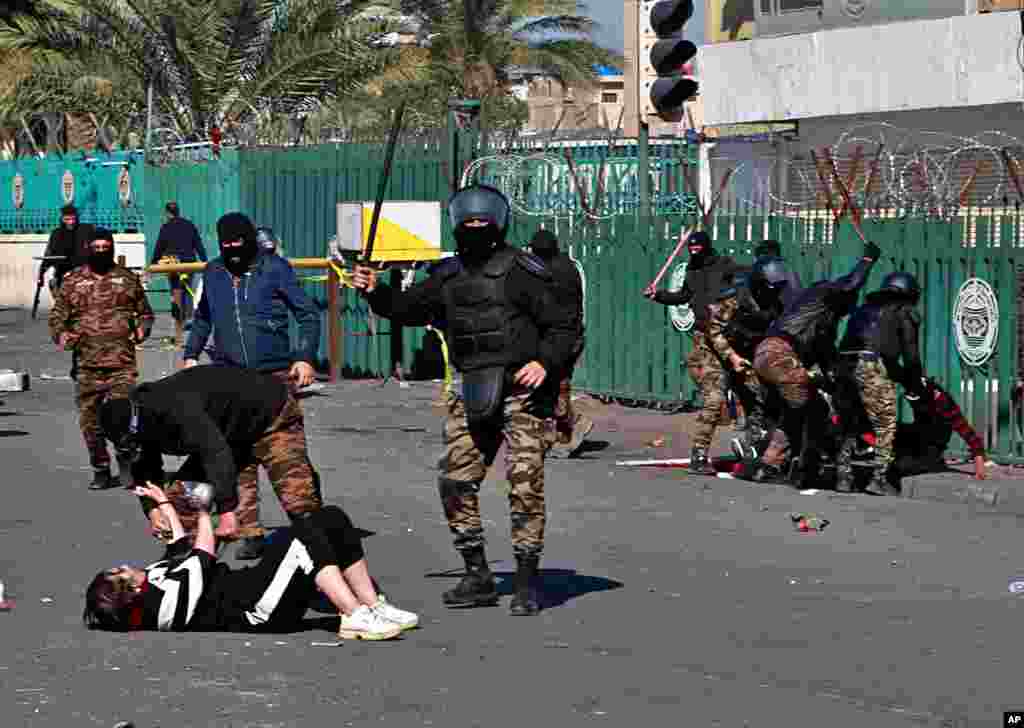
[953,277,998,367]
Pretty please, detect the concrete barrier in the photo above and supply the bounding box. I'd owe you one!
[0,235,146,311]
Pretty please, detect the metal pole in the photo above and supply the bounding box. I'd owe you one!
[144,82,154,160]
[639,121,650,220]
[327,265,341,382]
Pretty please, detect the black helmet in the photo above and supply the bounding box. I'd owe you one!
[448,184,511,259]
[879,272,921,302]
[751,256,791,287]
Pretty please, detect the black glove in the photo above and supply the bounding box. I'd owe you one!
[863,241,881,262]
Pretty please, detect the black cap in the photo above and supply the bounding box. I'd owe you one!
[530,229,558,258]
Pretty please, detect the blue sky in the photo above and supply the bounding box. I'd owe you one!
[588,1,705,55]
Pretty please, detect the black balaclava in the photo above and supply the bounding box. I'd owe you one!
[217,212,259,276]
[88,228,116,274]
[687,230,713,267]
[448,185,510,266]
[530,229,558,260]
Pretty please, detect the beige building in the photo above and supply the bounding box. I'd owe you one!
[522,72,627,135]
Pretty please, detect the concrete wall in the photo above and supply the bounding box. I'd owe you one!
[0,235,146,312]
[701,11,1024,125]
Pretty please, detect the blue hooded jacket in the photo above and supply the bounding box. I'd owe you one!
[184,253,320,372]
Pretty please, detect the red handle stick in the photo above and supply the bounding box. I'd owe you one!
[647,226,694,293]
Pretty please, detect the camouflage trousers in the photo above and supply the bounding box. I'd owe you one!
[687,333,727,450]
[729,368,772,448]
[231,369,300,537]
[165,391,322,539]
[834,357,898,480]
[438,389,558,557]
[75,367,138,471]
[753,337,814,467]
[555,346,583,442]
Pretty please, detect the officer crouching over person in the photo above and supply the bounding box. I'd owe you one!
[708,255,801,473]
[352,184,578,616]
[833,272,925,496]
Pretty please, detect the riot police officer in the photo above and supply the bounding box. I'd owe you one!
[834,272,925,495]
[753,241,880,486]
[644,231,739,474]
[352,184,577,616]
[708,256,801,471]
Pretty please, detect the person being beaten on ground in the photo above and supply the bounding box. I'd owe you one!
[83,484,416,640]
[151,201,208,324]
[707,254,801,473]
[48,228,154,490]
[833,272,926,495]
[352,184,578,616]
[643,230,740,475]
[183,212,321,561]
[528,229,593,458]
[39,204,96,291]
[752,241,881,487]
[890,377,987,481]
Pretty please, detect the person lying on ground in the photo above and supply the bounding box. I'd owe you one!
[83,484,417,640]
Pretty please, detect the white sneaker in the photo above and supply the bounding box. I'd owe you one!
[373,596,420,631]
[337,605,402,641]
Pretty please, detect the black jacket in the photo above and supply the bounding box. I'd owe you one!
[42,223,96,282]
[366,248,578,382]
[768,259,874,368]
[839,293,923,388]
[131,366,290,512]
[653,254,738,332]
[543,252,584,340]
[152,216,208,264]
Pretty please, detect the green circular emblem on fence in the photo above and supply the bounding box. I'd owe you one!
[953,278,998,368]
[669,261,694,333]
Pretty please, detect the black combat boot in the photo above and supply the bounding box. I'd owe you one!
[864,468,899,497]
[88,468,116,490]
[442,546,499,608]
[689,447,716,475]
[236,536,266,561]
[509,553,541,616]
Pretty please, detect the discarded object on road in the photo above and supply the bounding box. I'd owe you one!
[0,370,29,392]
[616,458,690,467]
[791,512,830,532]
[1008,579,1024,594]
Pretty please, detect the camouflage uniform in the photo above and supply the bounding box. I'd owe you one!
[752,336,813,467]
[439,388,557,557]
[231,368,300,539]
[686,332,728,451]
[48,264,153,475]
[707,295,770,450]
[834,357,897,490]
[163,392,322,539]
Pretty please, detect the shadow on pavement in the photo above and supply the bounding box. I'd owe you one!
[492,568,624,609]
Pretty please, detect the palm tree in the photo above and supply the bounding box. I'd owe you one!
[326,0,620,135]
[0,0,395,150]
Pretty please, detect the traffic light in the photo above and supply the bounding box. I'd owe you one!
[639,0,698,121]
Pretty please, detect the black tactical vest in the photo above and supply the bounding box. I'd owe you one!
[440,247,537,372]
[839,302,885,352]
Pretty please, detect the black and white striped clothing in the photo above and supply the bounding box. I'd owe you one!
[140,537,319,632]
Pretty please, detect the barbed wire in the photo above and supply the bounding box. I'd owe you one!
[709,123,1024,217]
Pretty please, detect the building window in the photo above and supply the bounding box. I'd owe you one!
[601,93,618,103]
[761,0,772,12]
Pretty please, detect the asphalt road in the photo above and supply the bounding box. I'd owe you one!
[1,315,1021,728]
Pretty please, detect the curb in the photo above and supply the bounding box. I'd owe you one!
[900,474,1018,514]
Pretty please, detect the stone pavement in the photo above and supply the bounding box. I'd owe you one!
[1,313,1023,727]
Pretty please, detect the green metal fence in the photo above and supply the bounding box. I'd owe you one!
[1,140,1020,461]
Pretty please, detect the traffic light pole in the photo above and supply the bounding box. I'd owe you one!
[639,121,651,221]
